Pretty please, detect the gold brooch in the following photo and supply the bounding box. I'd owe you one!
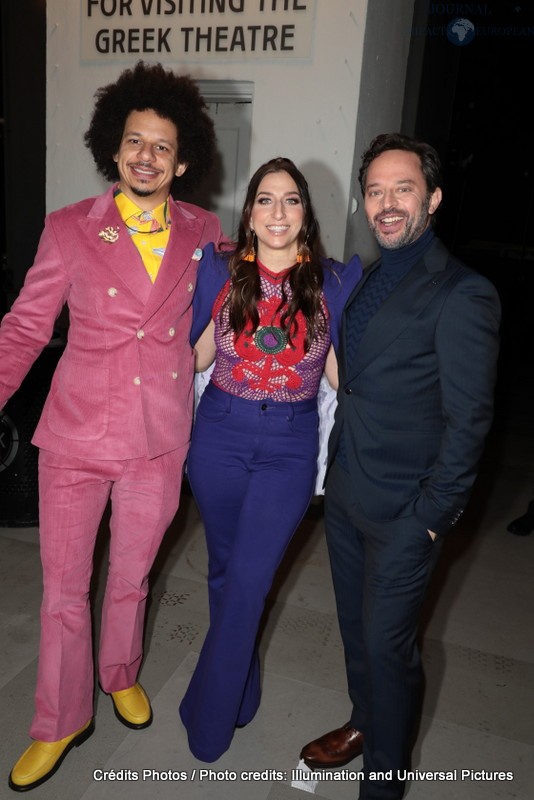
[99,226,119,243]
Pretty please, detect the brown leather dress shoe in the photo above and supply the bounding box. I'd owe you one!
[300,722,364,768]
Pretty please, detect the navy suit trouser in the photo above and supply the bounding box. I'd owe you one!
[180,382,319,762]
[325,461,443,800]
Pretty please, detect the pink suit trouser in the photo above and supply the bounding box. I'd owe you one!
[30,445,187,742]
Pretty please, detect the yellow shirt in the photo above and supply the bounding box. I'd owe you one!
[114,187,171,283]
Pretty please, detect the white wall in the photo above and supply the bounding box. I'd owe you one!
[46,0,415,263]
[345,0,417,265]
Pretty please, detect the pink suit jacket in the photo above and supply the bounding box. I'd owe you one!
[0,187,224,460]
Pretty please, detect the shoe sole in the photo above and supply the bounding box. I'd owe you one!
[507,525,534,535]
[111,699,153,730]
[301,753,362,770]
[8,720,95,792]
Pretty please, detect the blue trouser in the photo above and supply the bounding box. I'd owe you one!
[325,460,443,800]
[179,382,319,762]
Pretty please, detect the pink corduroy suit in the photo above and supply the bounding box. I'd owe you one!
[0,186,224,740]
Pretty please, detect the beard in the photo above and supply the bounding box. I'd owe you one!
[131,186,156,198]
[369,195,431,250]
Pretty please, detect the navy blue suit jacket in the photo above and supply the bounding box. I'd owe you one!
[328,237,501,535]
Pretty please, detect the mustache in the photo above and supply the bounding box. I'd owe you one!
[375,207,406,220]
[130,161,158,169]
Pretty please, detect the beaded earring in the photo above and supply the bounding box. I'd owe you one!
[296,236,310,264]
[243,231,256,262]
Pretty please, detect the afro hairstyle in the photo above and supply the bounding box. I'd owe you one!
[84,61,216,194]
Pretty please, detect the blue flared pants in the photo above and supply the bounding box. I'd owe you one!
[179,382,319,762]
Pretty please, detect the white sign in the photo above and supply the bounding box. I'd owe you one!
[81,0,316,61]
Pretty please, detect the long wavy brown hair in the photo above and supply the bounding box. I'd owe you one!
[222,157,328,351]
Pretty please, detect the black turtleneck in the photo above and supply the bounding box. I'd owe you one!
[335,226,435,470]
[379,225,435,278]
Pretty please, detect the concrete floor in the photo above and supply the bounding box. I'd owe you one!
[1,389,533,800]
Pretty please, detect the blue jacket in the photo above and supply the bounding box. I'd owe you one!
[190,241,363,352]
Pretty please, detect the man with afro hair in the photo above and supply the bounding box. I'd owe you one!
[1,61,224,791]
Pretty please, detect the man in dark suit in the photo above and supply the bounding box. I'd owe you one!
[300,133,501,799]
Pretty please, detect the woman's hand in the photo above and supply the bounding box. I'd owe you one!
[324,344,339,390]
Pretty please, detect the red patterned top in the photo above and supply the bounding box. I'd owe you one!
[210,262,331,401]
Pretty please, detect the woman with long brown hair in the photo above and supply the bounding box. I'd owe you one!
[179,157,362,762]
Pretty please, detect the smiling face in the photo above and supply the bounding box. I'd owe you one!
[363,149,442,249]
[113,109,187,210]
[249,170,304,268]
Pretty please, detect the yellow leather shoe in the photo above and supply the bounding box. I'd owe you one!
[110,683,152,729]
[8,719,94,792]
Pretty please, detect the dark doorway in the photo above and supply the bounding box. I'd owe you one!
[405,1,534,433]
[0,1,51,526]
[1,0,46,314]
